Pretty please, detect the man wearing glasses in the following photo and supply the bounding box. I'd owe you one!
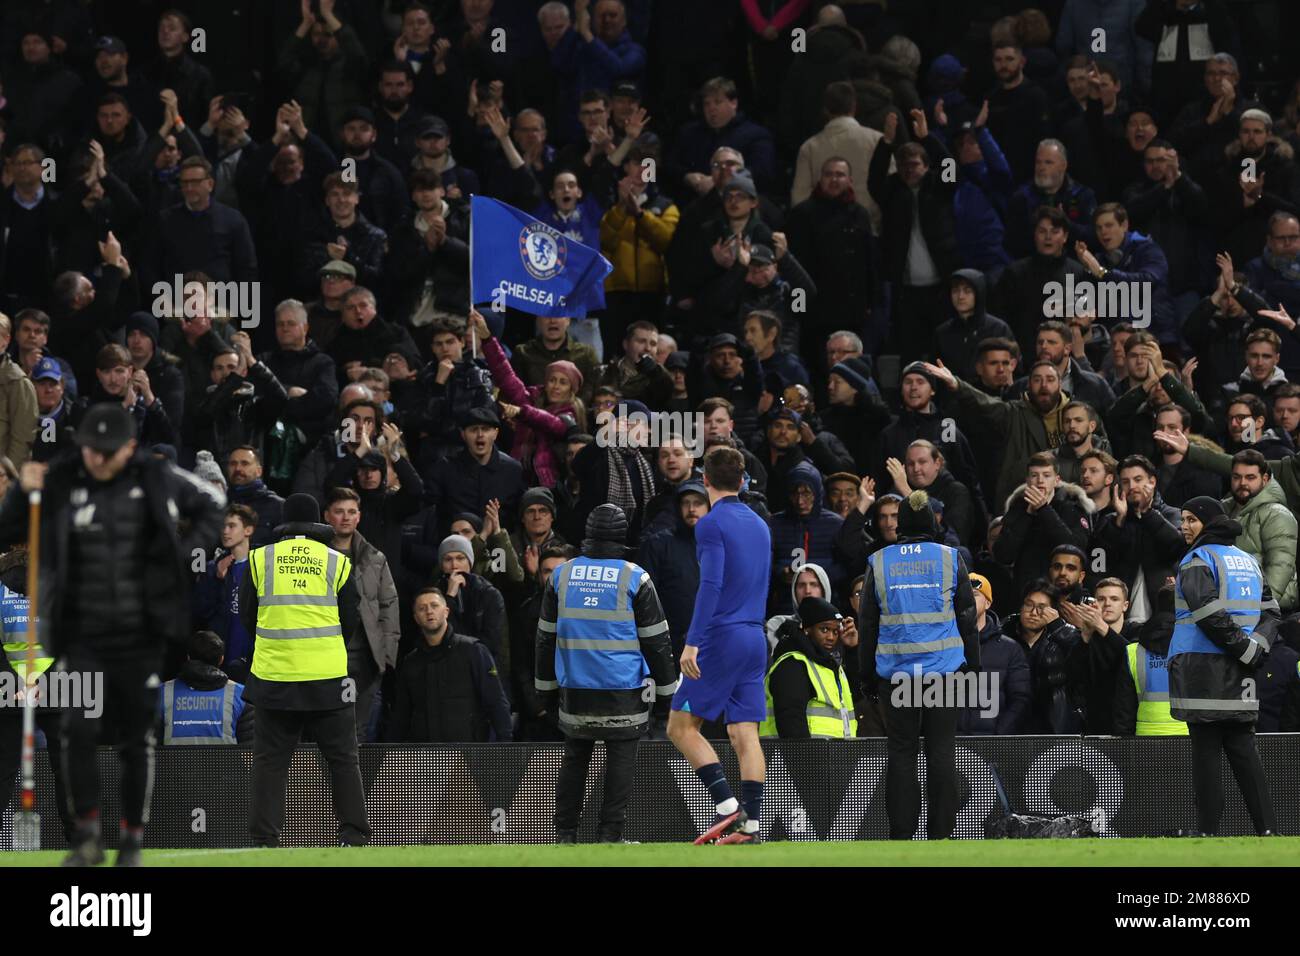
[148,155,257,295]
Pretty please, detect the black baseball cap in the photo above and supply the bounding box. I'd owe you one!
[460,406,500,428]
[414,115,450,139]
[95,36,128,55]
[340,106,376,128]
[74,403,135,453]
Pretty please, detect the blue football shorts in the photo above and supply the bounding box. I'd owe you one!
[671,628,768,724]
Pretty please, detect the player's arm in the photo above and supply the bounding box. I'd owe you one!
[685,517,724,649]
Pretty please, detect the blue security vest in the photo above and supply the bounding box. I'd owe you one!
[871,542,965,678]
[161,678,246,744]
[1171,544,1262,659]
[549,557,651,690]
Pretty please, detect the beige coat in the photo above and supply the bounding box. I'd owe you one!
[0,354,37,464]
[790,115,892,235]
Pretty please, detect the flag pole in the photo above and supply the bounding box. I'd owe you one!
[469,193,477,360]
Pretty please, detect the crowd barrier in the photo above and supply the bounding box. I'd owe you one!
[4,737,1299,848]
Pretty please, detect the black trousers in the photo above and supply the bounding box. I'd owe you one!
[554,736,639,837]
[61,652,160,829]
[1188,721,1277,835]
[880,677,959,840]
[0,707,73,839]
[250,706,370,847]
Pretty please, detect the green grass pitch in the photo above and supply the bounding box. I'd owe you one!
[3,837,1298,866]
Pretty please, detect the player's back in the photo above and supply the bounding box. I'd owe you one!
[698,497,771,633]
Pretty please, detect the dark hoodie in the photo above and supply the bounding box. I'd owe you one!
[165,658,256,743]
[956,609,1031,734]
[766,617,851,739]
[768,461,847,615]
[640,479,707,656]
[933,268,1015,384]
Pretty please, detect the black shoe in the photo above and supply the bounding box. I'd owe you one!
[115,833,143,867]
[597,830,637,844]
[61,828,105,868]
[556,829,578,844]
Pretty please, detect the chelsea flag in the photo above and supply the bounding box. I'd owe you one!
[470,195,612,318]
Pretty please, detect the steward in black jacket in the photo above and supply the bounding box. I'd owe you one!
[1169,503,1280,835]
[0,437,225,659]
[535,505,676,742]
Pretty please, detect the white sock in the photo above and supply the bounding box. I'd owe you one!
[742,819,759,834]
[716,797,739,816]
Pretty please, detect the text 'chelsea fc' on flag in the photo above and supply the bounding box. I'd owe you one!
[470,195,613,318]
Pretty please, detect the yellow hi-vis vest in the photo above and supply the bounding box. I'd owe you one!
[248,537,351,683]
[1,581,50,685]
[760,650,857,738]
[1127,642,1188,736]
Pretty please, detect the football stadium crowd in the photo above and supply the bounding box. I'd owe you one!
[1,0,1299,745]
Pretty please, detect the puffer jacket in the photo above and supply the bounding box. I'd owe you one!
[1003,611,1084,734]
[994,481,1094,597]
[767,462,847,615]
[1224,479,1298,611]
[481,334,577,488]
[0,450,226,659]
[1170,517,1281,724]
[600,190,679,294]
[956,610,1032,735]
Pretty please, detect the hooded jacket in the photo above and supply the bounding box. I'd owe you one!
[534,511,677,741]
[994,481,1095,596]
[933,270,1015,381]
[1224,479,1298,611]
[764,561,834,651]
[956,609,1032,734]
[163,658,256,743]
[1170,516,1281,724]
[768,463,847,615]
[640,479,707,656]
